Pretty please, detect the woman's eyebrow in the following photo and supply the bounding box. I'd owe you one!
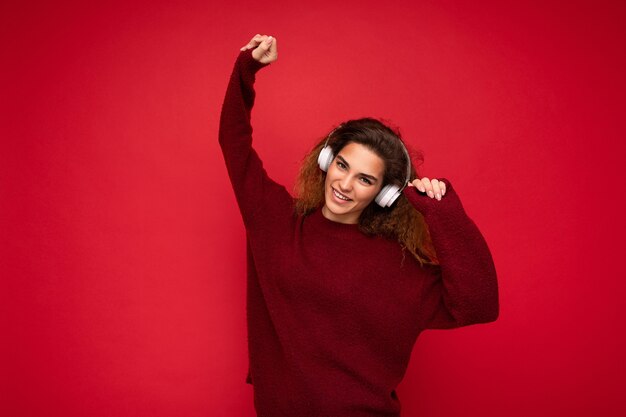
[336,155,379,182]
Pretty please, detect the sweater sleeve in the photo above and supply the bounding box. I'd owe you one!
[403,178,500,329]
[218,49,294,229]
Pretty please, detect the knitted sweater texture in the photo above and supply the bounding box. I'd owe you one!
[218,49,499,417]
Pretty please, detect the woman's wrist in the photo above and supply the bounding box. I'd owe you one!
[238,48,270,73]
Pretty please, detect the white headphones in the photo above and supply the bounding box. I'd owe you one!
[317,125,412,207]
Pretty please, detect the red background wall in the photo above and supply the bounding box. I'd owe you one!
[2,0,625,416]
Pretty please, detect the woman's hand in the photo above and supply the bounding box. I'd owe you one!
[239,34,278,65]
[407,177,446,201]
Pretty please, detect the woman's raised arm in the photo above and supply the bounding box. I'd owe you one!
[218,35,292,229]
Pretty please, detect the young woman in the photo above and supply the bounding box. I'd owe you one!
[219,33,499,417]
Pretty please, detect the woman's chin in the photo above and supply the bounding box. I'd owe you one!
[325,196,352,213]
[322,204,357,224]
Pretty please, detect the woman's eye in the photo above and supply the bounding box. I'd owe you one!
[337,161,346,169]
[360,177,372,185]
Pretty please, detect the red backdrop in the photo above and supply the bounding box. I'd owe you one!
[2,0,625,416]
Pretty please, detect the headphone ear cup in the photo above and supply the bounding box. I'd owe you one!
[375,184,401,207]
[318,146,334,172]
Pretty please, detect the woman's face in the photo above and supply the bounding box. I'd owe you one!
[322,142,385,224]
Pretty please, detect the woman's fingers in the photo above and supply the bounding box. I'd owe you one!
[410,178,426,193]
[240,34,271,51]
[411,178,426,193]
[422,177,436,199]
[238,34,278,64]
[430,179,442,200]
[268,35,277,53]
[251,35,277,64]
[410,177,445,200]
[240,34,261,50]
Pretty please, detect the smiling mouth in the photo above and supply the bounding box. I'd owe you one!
[332,187,352,201]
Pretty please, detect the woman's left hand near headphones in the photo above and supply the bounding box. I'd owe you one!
[407,177,446,201]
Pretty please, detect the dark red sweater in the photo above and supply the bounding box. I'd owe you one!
[218,49,499,417]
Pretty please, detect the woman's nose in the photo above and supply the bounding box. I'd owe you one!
[339,175,353,191]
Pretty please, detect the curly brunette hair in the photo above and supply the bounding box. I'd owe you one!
[293,117,439,267]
